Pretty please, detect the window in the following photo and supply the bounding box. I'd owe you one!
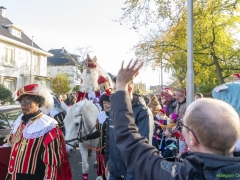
[4,47,14,65]
[7,27,22,38]
[12,28,21,38]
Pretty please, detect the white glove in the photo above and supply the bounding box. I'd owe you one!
[97,111,108,124]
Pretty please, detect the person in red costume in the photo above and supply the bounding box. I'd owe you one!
[5,84,72,180]
[98,75,111,96]
[77,54,111,102]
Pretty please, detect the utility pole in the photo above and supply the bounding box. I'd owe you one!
[187,0,194,106]
[30,36,34,84]
[160,57,163,90]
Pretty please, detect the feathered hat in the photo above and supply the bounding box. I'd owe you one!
[16,84,54,114]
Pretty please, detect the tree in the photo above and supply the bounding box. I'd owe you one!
[0,84,14,105]
[72,85,80,93]
[121,0,240,91]
[51,73,71,95]
[75,46,94,73]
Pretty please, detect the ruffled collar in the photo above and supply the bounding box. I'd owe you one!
[13,114,58,139]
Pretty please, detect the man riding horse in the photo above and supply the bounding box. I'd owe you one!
[77,54,111,102]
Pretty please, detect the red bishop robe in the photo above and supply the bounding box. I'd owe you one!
[76,91,100,102]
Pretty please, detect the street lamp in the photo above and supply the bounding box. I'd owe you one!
[153,69,161,92]
[30,36,34,84]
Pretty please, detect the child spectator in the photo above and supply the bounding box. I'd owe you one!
[162,128,178,162]
[155,112,178,129]
[152,109,168,149]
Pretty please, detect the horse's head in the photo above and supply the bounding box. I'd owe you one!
[63,99,99,154]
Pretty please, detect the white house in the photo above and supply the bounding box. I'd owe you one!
[0,6,52,94]
[47,47,81,90]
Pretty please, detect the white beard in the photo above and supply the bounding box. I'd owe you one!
[80,69,99,92]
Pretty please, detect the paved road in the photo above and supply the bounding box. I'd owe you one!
[68,149,98,180]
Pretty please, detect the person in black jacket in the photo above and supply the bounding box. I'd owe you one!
[110,60,240,180]
[81,93,110,180]
[105,77,154,180]
[104,114,127,180]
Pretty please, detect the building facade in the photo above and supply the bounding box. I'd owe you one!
[47,48,81,90]
[0,6,52,96]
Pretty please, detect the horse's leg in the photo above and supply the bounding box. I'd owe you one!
[79,142,89,180]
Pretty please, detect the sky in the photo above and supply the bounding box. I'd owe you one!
[2,0,170,88]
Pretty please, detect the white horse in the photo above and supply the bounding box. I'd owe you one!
[61,99,100,180]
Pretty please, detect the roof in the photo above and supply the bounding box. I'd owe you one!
[47,48,80,66]
[0,15,42,50]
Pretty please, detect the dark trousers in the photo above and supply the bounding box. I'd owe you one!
[6,173,43,180]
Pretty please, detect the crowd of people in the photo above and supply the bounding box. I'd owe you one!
[57,92,77,106]
[2,56,240,180]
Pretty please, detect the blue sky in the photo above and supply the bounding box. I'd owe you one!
[2,0,170,88]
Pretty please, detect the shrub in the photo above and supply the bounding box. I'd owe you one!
[0,84,14,105]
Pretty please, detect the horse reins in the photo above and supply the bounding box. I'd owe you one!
[65,101,104,152]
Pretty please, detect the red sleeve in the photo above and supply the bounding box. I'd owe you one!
[105,89,111,95]
[43,127,64,180]
[95,91,100,97]
[77,91,87,102]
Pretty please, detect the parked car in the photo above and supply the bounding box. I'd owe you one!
[0,105,22,143]
[0,105,22,180]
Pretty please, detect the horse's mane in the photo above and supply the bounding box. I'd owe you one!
[64,100,87,125]
[64,100,99,126]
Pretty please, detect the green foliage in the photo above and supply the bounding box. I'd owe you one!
[72,85,80,93]
[51,73,71,95]
[122,0,240,88]
[0,84,14,105]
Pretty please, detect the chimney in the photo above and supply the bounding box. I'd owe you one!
[0,6,6,17]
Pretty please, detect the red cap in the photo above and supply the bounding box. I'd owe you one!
[233,73,240,78]
[98,76,107,84]
[159,109,166,114]
[16,84,39,100]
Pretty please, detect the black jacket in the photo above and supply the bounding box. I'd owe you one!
[105,117,127,178]
[104,96,153,179]
[131,96,153,141]
[84,112,108,154]
[111,91,240,180]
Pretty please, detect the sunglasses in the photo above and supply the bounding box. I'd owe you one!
[178,120,200,144]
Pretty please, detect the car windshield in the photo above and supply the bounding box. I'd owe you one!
[0,111,22,129]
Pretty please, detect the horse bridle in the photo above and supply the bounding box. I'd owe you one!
[65,101,101,150]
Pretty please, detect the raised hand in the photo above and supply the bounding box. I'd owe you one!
[116,59,144,91]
